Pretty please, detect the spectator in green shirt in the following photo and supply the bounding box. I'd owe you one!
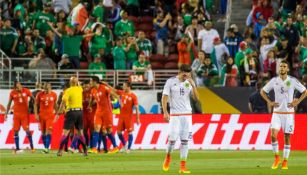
[112,38,126,70]
[0,18,18,56]
[48,22,94,68]
[89,24,107,57]
[33,2,56,36]
[136,31,153,57]
[125,36,140,69]
[89,54,107,80]
[32,29,46,54]
[92,0,105,23]
[114,10,135,38]
[132,53,154,86]
[127,0,140,17]
[196,55,219,86]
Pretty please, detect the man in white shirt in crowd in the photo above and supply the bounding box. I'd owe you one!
[197,21,219,54]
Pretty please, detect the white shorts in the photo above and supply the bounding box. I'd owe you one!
[271,113,295,134]
[168,115,192,141]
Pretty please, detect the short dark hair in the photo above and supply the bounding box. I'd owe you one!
[227,28,234,33]
[256,81,263,90]
[91,76,100,83]
[124,82,132,88]
[179,64,192,72]
[13,81,20,88]
[83,80,90,84]
[280,60,289,66]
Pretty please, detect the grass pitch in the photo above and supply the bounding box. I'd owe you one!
[1,150,307,175]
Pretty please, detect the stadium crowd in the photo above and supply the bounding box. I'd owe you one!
[0,0,306,87]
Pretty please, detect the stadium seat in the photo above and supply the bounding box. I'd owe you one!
[167,54,178,62]
[164,61,178,69]
[137,23,154,32]
[151,61,164,69]
[80,62,89,69]
[168,45,177,54]
[140,16,153,23]
[150,54,166,62]
[127,16,139,24]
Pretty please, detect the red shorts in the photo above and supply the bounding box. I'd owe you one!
[117,115,133,132]
[94,111,113,130]
[83,112,94,131]
[13,114,29,132]
[39,115,54,132]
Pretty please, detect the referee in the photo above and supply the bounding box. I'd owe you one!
[55,76,88,156]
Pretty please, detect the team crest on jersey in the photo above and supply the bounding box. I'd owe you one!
[22,93,26,97]
[184,83,190,88]
[286,81,291,87]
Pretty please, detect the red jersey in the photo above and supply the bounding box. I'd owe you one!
[83,88,96,113]
[36,91,57,117]
[9,88,32,115]
[117,90,138,117]
[91,84,112,113]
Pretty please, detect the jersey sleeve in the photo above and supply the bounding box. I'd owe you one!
[26,88,33,97]
[262,78,274,93]
[162,79,172,96]
[293,78,306,93]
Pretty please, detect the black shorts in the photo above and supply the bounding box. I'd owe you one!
[63,110,83,130]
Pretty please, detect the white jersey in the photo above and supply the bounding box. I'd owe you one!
[197,28,219,53]
[262,76,306,112]
[162,76,193,114]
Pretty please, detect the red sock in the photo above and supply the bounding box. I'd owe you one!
[166,153,170,159]
[180,160,186,168]
[275,155,280,159]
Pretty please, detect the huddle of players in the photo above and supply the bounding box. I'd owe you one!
[5,77,139,154]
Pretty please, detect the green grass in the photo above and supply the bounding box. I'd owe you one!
[1,150,307,175]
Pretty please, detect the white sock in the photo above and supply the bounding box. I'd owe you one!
[272,141,279,154]
[180,141,189,160]
[283,145,291,160]
[166,141,175,154]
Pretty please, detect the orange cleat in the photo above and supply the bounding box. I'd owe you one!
[108,147,119,154]
[179,160,191,174]
[271,155,280,169]
[281,160,288,170]
[162,154,171,172]
[88,148,98,154]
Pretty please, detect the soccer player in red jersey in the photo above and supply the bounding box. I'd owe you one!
[34,82,57,153]
[88,76,119,153]
[82,80,96,148]
[4,81,35,153]
[116,82,140,153]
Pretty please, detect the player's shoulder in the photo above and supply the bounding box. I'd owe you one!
[166,76,178,83]
[288,75,300,83]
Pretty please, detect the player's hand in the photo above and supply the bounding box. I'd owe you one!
[288,99,299,108]
[136,117,140,125]
[187,77,196,88]
[164,113,170,122]
[268,101,279,108]
[53,114,59,123]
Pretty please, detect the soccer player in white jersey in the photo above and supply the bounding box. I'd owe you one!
[260,60,307,170]
[161,64,199,174]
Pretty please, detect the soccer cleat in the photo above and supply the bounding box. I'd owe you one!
[88,148,98,154]
[179,167,191,174]
[271,156,281,169]
[126,149,131,154]
[162,155,171,172]
[14,149,24,154]
[108,147,119,154]
[42,149,49,154]
[281,160,288,170]
[57,151,63,157]
[30,149,35,153]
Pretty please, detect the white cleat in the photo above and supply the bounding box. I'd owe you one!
[14,149,24,154]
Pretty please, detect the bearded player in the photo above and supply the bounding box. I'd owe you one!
[161,64,199,173]
[34,82,57,153]
[261,60,307,170]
